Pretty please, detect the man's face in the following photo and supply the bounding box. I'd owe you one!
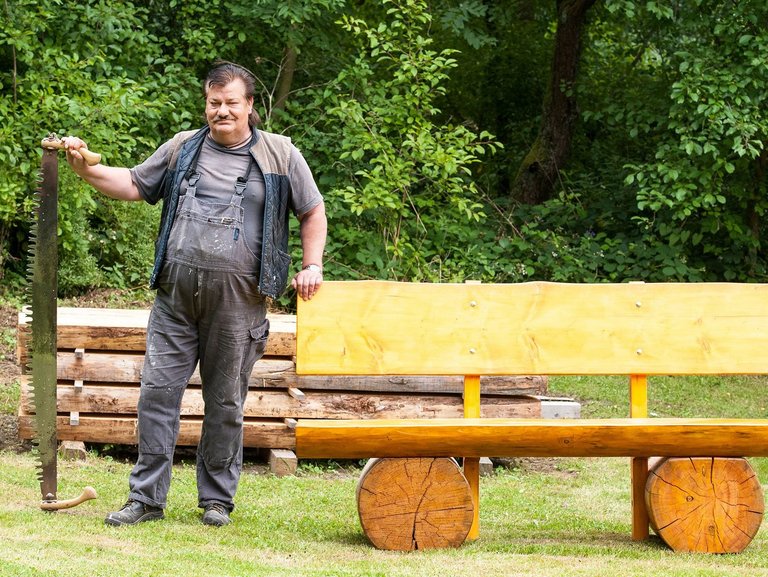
[205,78,253,145]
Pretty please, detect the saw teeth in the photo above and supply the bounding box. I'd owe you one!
[27,148,60,500]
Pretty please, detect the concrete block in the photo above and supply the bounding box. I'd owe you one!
[269,448,298,477]
[479,456,494,476]
[58,440,87,461]
[540,398,581,419]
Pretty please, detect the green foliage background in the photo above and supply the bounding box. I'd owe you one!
[1,0,766,307]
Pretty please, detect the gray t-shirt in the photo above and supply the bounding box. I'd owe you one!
[130,131,322,256]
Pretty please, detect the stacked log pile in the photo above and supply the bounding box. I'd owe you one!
[17,307,549,458]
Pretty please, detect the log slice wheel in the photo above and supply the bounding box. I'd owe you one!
[356,457,474,551]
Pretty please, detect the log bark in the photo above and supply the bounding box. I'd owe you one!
[28,379,540,420]
[17,308,296,365]
[296,374,546,396]
[18,415,294,448]
[645,457,765,553]
[54,353,295,386]
[44,356,548,397]
[51,351,546,395]
[356,457,474,550]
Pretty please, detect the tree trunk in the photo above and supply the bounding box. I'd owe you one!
[356,457,474,550]
[511,0,596,205]
[746,148,767,273]
[274,44,297,111]
[645,457,764,553]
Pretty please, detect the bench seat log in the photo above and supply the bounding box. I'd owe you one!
[296,417,768,460]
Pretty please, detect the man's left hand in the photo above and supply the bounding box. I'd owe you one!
[292,268,323,301]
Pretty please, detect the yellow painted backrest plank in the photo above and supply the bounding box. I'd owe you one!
[296,281,768,375]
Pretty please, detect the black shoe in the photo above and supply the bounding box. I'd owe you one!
[105,500,164,526]
[202,503,231,526]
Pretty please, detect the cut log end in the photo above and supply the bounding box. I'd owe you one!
[645,456,765,553]
[356,457,474,551]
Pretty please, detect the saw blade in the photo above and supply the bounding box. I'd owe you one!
[27,145,59,501]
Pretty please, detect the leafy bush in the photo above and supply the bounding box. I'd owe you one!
[3,0,768,304]
[0,0,211,295]
[286,0,501,285]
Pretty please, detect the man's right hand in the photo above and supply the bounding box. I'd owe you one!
[61,136,92,175]
[59,136,143,201]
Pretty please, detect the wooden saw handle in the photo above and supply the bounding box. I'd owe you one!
[40,486,98,511]
[41,137,102,166]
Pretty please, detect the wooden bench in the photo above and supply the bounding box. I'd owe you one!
[294,280,768,552]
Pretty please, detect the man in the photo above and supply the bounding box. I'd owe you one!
[63,61,326,527]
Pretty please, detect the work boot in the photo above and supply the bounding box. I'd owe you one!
[202,503,231,526]
[105,499,164,526]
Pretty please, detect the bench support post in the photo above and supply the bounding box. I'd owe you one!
[630,374,650,540]
[464,374,481,540]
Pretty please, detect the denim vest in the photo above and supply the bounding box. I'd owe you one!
[149,126,294,298]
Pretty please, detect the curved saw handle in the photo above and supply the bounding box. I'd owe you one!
[40,486,98,511]
[41,136,102,166]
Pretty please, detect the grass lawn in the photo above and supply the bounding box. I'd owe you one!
[1,450,768,577]
[1,374,767,576]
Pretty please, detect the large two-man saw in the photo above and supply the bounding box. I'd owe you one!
[28,134,100,511]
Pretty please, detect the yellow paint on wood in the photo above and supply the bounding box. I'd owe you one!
[630,375,650,540]
[631,457,650,541]
[463,375,481,418]
[296,281,768,375]
[463,375,481,540]
[629,375,648,418]
[463,457,480,541]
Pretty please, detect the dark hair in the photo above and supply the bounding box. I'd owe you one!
[204,60,261,126]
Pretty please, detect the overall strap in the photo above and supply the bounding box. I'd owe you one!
[231,131,258,208]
